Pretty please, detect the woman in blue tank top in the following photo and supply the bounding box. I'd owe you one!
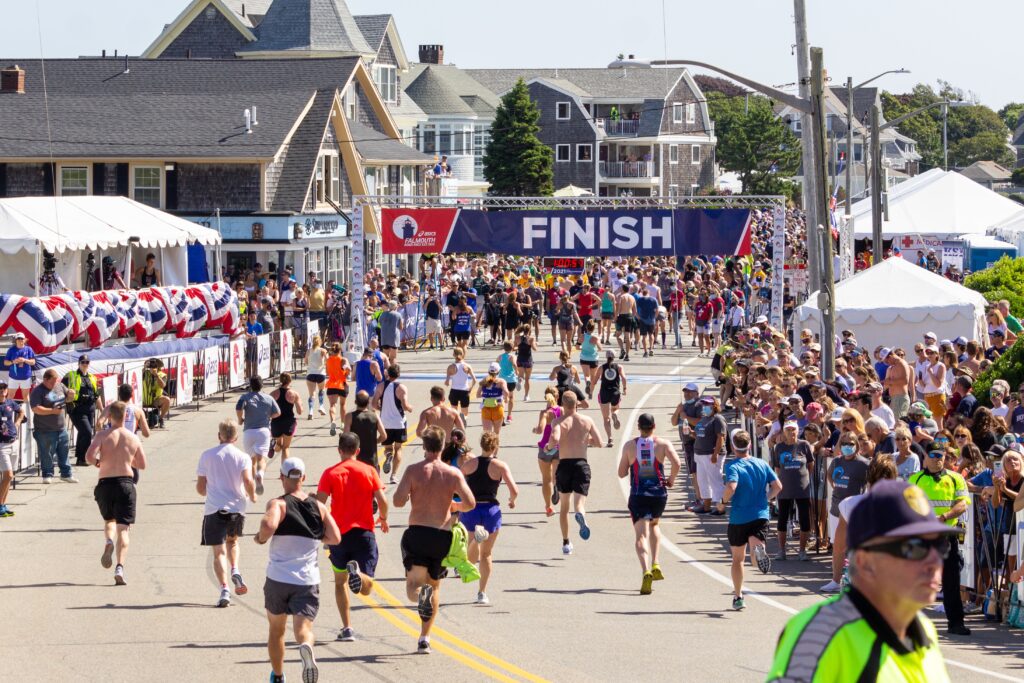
[497,341,519,426]
[579,320,602,398]
[354,348,382,397]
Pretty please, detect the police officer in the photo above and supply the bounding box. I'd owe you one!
[909,447,972,635]
[768,480,955,681]
[63,354,103,467]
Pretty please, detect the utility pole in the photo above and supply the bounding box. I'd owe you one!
[943,102,949,171]
[845,77,854,215]
[794,0,820,290]
[870,105,883,264]
[810,47,835,381]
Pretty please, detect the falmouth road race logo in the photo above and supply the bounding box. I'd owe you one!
[392,215,419,241]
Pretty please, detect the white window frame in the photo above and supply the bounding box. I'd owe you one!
[58,164,90,197]
[792,117,802,133]
[686,102,696,124]
[576,144,593,162]
[669,145,679,164]
[373,64,398,104]
[330,154,340,202]
[343,88,356,119]
[672,103,683,124]
[556,101,571,121]
[556,144,571,162]
[668,184,678,199]
[131,165,163,208]
[691,145,701,165]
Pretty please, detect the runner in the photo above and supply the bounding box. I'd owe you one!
[0,381,24,518]
[634,287,658,358]
[477,363,511,434]
[353,347,383,402]
[617,413,681,595]
[549,350,583,404]
[343,390,387,470]
[614,284,637,361]
[444,347,478,421]
[451,297,474,352]
[393,426,476,654]
[597,350,628,447]
[85,401,147,586]
[579,320,602,398]
[461,431,519,605]
[599,285,616,344]
[316,433,389,642]
[548,392,603,554]
[723,429,780,609]
[555,294,582,355]
[325,342,350,437]
[304,334,327,418]
[693,288,713,357]
[197,419,257,608]
[373,364,412,485]
[496,342,519,424]
[270,373,302,461]
[235,376,281,496]
[515,324,537,402]
[415,386,466,444]
[533,386,562,517]
[254,457,340,683]
[573,284,600,347]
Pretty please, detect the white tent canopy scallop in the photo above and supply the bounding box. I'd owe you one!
[796,256,989,353]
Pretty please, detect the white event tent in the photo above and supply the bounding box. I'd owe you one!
[849,168,1024,238]
[796,256,989,352]
[0,196,221,295]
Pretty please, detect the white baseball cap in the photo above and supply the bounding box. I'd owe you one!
[281,457,306,479]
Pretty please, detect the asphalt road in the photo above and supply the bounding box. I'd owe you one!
[2,336,1022,682]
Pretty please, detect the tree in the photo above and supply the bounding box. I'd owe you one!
[706,92,801,196]
[1012,167,1024,185]
[951,132,1015,167]
[483,79,553,196]
[999,102,1024,132]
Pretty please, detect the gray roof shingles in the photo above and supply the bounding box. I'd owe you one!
[465,68,687,100]
[222,0,274,27]
[353,14,390,51]
[348,119,432,163]
[269,89,333,212]
[239,0,373,54]
[404,66,477,116]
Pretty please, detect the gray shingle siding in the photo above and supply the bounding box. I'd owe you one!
[528,82,596,192]
[159,10,250,59]
[3,163,47,197]
[376,32,399,66]
[660,77,708,136]
[354,83,385,134]
[662,143,714,193]
[176,163,262,212]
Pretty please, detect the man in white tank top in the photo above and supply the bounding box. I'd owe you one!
[373,365,412,485]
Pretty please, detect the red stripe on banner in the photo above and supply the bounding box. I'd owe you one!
[380,208,460,254]
[733,212,753,256]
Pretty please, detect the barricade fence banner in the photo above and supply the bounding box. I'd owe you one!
[101,374,119,404]
[961,499,976,589]
[256,334,271,379]
[202,347,219,397]
[176,352,194,404]
[228,338,245,388]
[279,330,293,373]
[306,320,319,350]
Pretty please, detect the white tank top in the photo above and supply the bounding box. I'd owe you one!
[922,363,944,393]
[380,381,406,429]
[451,362,472,391]
[307,348,326,376]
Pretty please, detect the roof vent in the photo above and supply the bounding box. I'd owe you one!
[1,65,25,94]
[244,108,253,134]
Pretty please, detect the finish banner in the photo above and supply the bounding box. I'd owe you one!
[380,208,751,257]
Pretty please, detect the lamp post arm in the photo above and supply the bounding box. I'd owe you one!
[648,59,811,113]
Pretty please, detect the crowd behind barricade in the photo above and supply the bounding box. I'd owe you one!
[703,297,1024,632]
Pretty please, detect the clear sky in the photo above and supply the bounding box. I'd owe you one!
[1,0,1019,110]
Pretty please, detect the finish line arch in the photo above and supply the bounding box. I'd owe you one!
[348,194,786,354]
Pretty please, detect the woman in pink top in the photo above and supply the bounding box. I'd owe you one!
[532,387,563,517]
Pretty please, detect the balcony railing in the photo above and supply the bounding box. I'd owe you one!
[596,118,639,136]
[599,161,656,178]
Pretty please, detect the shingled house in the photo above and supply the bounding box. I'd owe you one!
[0,57,431,284]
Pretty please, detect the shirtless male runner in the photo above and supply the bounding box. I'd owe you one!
[393,426,476,654]
[882,348,913,420]
[85,401,147,585]
[614,284,637,361]
[548,392,603,555]
[415,386,466,445]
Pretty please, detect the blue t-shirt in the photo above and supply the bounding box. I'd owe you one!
[4,346,34,381]
[246,321,264,336]
[873,361,888,382]
[635,295,658,325]
[957,394,978,419]
[724,457,778,524]
[0,398,21,443]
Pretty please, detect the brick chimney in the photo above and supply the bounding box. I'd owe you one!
[418,45,444,65]
[1,65,25,94]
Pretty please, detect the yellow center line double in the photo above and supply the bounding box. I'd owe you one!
[356,582,551,683]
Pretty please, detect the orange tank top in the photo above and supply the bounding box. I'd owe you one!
[326,356,348,390]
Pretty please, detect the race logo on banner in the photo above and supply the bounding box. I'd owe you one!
[257,334,271,379]
[381,208,460,254]
[203,348,219,396]
[177,353,194,404]
[125,365,143,404]
[279,330,293,373]
[306,320,319,350]
[229,339,245,388]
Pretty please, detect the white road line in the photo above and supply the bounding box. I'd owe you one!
[614,357,1022,682]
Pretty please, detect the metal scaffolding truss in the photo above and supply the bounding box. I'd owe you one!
[353,194,786,210]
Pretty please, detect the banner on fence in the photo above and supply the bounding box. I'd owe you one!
[279,330,293,373]
[960,502,975,589]
[124,364,142,405]
[380,208,753,257]
[770,205,786,331]
[203,348,219,396]
[177,353,194,404]
[256,334,271,379]
[228,339,245,388]
[306,320,319,350]
[102,374,119,404]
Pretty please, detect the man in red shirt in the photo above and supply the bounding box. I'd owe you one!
[316,432,389,642]
[693,289,714,357]
[573,284,601,346]
[546,282,565,345]
[708,288,726,348]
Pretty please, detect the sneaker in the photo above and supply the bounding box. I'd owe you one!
[562,542,574,555]
[606,438,613,448]
[754,545,771,575]
[963,603,982,615]
[779,547,788,561]
[618,350,625,360]
[388,476,397,485]
[255,473,264,497]
[574,511,591,541]
[545,506,555,517]
[307,412,313,421]
[417,584,435,622]
[551,489,560,506]
[60,475,80,484]
[651,564,664,581]
[346,560,362,594]
[732,595,745,611]
[643,350,649,358]
[42,476,54,484]
[640,571,654,595]
[101,541,114,569]
[417,637,432,654]
[297,642,318,683]
[270,673,285,683]
[612,413,620,430]
[217,587,231,608]
[0,506,13,518]
[318,405,327,416]
[337,627,355,642]
[329,422,337,437]
[476,591,490,605]
[383,454,393,474]
[947,625,972,636]
[473,525,490,544]
[524,394,530,402]
[820,580,841,593]
[798,549,809,562]
[114,564,126,586]
[232,572,248,596]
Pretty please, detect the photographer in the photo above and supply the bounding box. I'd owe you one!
[35,250,69,296]
[90,255,127,291]
[142,358,171,428]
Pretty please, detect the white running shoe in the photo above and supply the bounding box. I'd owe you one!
[476,591,490,605]
[255,472,264,496]
[297,642,318,683]
[562,542,574,555]
[318,405,327,416]
[754,544,771,574]
[217,588,231,608]
[820,580,841,593]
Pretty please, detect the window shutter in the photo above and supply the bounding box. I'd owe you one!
[92,163,106,195]
[43,163,55,195]
[0,163,6,197]
[115,163,129,197]
[165,165,179,210]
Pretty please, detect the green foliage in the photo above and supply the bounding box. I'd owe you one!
[706,92,801,195]
[483,79,553,197]
[998,102,1024,132]
[952,132,1015,167]
[973,340,1024,409]
[1010,194,1024,206]
[1012,167,1024,186]
[964,256,1024,317]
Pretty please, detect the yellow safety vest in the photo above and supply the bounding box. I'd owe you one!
[65,370,98,407]
[909,469,970,525]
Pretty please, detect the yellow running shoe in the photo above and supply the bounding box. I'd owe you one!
[651,564,665,581]
[640,571,654,595]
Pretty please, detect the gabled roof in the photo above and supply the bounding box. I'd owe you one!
[959,160,1012,183]
[269,89,333,212]
[828,86,879,128]
[143,0,257,58]
[238,0,373,56]
[465,67,687,100]
[222,0,273,27]
[353,15,390,52]
[0,57,360,159]
[348,119,432,163]
[403,65,478,117]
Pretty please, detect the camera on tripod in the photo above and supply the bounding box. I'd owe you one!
[42,250,57,273]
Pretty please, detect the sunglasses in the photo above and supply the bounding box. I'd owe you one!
[842,418,856,424]
[863,536,950,561]
[934,438,950,445]
[926,451,945,459]
[954,435,969,440]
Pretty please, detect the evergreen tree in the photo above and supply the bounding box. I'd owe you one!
[484,79,553,196]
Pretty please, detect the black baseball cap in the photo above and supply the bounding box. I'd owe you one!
[78,354,90,363]
[847,480,957,549]
[638,413,655,430]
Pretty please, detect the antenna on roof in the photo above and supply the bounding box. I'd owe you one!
[244,108,253,134]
